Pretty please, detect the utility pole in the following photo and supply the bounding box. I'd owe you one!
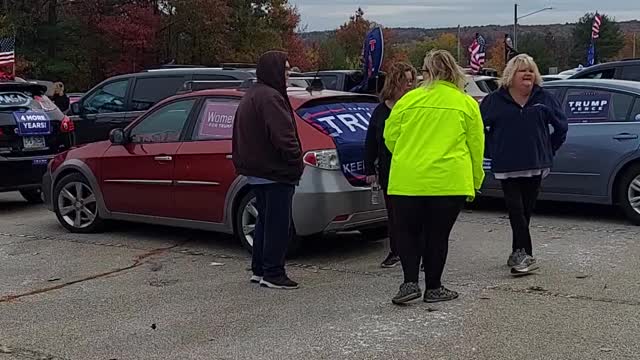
[457,25,461,64]
[514,4,518,50]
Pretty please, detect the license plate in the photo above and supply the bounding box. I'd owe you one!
[23,136,46,149]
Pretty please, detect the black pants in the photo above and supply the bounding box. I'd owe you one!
[383,191,398,256]
[501,176,542,256]
[391,195,465,289]
[251,183,295,279]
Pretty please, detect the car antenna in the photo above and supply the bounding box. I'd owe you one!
[306,69,324,95]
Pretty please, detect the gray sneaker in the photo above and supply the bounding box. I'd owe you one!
[424,286,459,303]
[511,254,539,275]
[507,249,523,267]
[392,282,422,305]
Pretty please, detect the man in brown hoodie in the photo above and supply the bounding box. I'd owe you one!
[232,50,303,290]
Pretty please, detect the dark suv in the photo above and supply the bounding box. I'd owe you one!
[0,82,74,202]
[69,67,255,145]
[569,59,640,82]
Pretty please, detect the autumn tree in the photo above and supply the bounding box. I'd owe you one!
[617,33,640,59]
[485,39,505,73]
[570,13,625,66]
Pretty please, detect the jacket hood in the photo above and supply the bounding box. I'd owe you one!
[256,51,288,96]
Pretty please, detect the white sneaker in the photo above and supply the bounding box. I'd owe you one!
[250,275,263,283]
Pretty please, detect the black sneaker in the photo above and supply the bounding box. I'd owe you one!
[250,275,263,284]
[381,253,401,268]
[260,275,299,290]
[424,286,459,303]
[392,282,422,305]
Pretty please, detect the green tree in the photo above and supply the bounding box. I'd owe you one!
[518,32,555,74]
[570,13,624,66]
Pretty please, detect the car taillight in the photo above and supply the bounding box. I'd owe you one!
[60,116,75,133]
[303,149,340,170]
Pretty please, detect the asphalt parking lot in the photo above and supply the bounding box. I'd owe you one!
[1,191,639,360]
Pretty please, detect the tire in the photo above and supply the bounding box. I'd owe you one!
[53,173,104,233]
[20,188,44,204]
[360,226,389,241]
[234,190,301,255]
[617,163,640,225]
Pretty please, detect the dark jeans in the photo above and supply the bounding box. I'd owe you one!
[383,191,398,256]
[251,183,295,279]
[501,176,542,256]
[391,195,465,289]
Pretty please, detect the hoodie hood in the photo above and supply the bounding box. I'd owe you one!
[256,50,288,97]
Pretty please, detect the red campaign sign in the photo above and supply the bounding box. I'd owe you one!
[197,102,238,140]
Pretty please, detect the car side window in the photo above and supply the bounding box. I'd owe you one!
[83,79,129,113]
[130,99,196,144]
[544,87,562,99]
[192,98,240,141]
[580,68,616,79]
[631,98,640,122]
[621,65,640,82]
[564,88,634,123]
[130,76,186,111]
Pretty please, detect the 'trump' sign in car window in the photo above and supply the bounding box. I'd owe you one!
[297,101,378,186]
[195,99,239,140]
[565,91,611,123]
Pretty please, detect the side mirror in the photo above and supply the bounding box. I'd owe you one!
[109,128,126,145]
[70,102,82,115]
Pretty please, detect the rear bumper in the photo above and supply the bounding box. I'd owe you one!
[0,155,53,193]
[292,167,387,236]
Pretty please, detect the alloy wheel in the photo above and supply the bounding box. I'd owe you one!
[241,197,258,247]
[628,175,640,215]
[57,182,97,229]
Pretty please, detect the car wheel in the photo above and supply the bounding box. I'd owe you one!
[20,188,44,204]
[234,190,301,255]
[53,173,104,233]
[360,226,389,240]
[618,164,640,225]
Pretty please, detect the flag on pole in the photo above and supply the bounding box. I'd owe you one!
[350,26,384,93]
[591,13,602,39]
[0,36,16,80]
[587,43,595,66]
[468,33,486,74]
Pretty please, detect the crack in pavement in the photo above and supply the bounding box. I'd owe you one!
[0,343,69,360]
[488,284,640,307]
[0,242,184,304]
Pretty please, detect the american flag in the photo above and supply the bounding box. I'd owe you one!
[468,34,486,74]
[591,14,602,39]
[0,37,15,66]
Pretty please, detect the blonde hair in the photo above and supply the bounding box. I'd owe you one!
[421,50,465,90]
[379,62,417,102]
[54,82,65,96]
[500,54,543,88]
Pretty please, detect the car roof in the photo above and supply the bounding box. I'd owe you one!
[103,68,256,82]
[472,75,497,81]
[544,79,640,93]
[301,70,362,75]
[158,87,378,108]
[569,59,640,78]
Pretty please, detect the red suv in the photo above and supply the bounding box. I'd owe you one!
[43,87,388,251]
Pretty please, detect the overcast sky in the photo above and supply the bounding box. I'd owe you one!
[290,0,640,31]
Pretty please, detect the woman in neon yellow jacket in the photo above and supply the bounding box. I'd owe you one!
[384,50,485,305]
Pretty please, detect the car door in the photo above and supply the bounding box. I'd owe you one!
[100,98,198,217]
[621,65,640,82]
[173,97,240,222]
[543,87,640,197]
[72,78,130,145]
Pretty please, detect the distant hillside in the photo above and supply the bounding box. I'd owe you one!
[302,20,640,45]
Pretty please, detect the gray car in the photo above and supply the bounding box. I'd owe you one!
[481,79,640,224]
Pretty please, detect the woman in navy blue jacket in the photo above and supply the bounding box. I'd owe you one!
[480,54,568,275]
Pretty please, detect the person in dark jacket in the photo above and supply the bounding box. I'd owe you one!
[232,50,303,290]
[480,54,568,275]
[364,62,416,268]
[51,82,70,113]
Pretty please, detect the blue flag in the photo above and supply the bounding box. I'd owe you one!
[587,42,595,67]
[350,27,384,93]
